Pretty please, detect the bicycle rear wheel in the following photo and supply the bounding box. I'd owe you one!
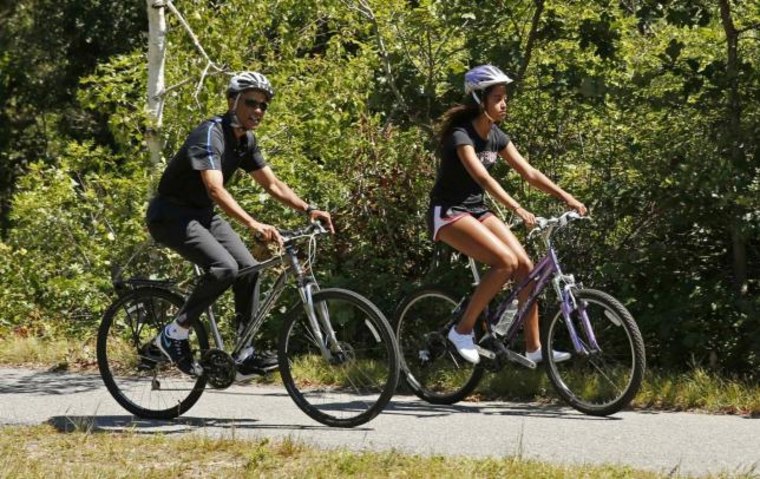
[279,288,400,428]
[97,287,209,420]
[542,288,645,416]
[395,288,484,404]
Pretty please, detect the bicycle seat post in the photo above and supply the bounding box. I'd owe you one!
[468,257,480,286]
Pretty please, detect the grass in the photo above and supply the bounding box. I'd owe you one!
[0,335,92,370]
[0,423,747,478]
[0,336,757,478]
[1,335,760,415]
[636,368,760,416]
[404,362,760,416]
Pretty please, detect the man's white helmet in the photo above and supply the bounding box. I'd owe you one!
[227,71,275,99]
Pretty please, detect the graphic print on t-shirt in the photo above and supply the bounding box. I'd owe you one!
[477,150,499,167]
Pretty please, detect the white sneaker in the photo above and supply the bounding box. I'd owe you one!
[447,327,480,364]
[526,347,571,363]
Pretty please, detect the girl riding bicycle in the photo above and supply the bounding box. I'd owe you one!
[429,64,587,364]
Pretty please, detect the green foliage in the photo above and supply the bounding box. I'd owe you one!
[1,143,152,336]
[0,0,146,236]
[1,0,759,378]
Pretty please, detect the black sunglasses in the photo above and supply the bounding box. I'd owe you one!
[243,98,269,112]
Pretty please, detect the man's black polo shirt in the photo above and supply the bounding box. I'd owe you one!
[157,112,267,209]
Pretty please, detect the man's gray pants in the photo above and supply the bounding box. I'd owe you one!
[147,197,258,329]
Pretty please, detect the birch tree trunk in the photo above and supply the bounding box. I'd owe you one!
[146,0,167,165]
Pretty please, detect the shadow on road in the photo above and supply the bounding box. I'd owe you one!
[0,370,102,396]
[46,415,371,435]
[385,395,621,421]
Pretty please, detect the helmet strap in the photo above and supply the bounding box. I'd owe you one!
[474,91,496,123]
[230,93,242,128]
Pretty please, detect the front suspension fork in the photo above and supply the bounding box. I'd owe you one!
[557,280,601,355]
[298,280,342,360]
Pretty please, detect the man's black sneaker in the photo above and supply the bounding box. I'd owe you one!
[155,328,196,375]
[235,349,279,381]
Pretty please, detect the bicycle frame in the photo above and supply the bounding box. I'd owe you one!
[471,214,601,358]
[198,229,342,363]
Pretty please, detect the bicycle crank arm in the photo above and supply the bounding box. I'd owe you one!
[475,345,496,360]
[504,349,537,369]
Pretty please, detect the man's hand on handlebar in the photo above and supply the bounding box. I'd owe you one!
[250,221,284,246]
[308,209,335,234]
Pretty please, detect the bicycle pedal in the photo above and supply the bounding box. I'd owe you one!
[475,345,496,360]
[505,350,537,369]
[189,361,204,377]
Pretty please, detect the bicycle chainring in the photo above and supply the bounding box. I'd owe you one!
[201,348,236,389]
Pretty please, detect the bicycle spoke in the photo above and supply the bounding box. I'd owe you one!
[280,289,398,427]
[395,289,484,405]
[543,289,645,416]
[98,288,209,420]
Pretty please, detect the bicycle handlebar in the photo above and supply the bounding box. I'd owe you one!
[278,220,329,244]
[527,210,588,240]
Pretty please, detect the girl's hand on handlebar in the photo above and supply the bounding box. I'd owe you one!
[309,209,335,234]
[515,207,537,229]
[565,197,587,216]
[251,221,283,246]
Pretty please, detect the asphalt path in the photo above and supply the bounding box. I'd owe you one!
[1,366,758,477]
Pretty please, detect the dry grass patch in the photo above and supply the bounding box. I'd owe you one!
[0,335,93,370]
[0,424,750,478]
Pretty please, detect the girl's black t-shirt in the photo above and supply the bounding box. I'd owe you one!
[430,121,511,206]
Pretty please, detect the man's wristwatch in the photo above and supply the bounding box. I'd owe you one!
[305,204,318,215]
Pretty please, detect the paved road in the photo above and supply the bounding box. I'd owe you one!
[1,367,758,476]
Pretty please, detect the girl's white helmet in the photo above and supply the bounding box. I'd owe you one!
[464,65,513,103]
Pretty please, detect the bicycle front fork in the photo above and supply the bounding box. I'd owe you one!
[298,280,342,361]
[558,281,601,355]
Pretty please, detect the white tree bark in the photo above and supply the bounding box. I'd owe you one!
[146,0,167,165]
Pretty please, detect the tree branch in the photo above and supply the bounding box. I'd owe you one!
[164,0,226,107]
[343,0,408,113]
[165,1,218,69]
[517,0,545,83]
[737,22,760,34]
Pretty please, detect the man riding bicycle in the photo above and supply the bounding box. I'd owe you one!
[146,71,334,379]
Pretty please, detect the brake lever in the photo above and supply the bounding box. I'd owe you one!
[309,219,328,234]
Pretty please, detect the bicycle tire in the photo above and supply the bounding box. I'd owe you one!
[542,288,645,416]
[97,287,209,419]
[278,288,400,428]
[395,288,484,404]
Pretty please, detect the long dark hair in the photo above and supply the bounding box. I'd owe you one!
[435,87,497,150]
[435,103,479,149]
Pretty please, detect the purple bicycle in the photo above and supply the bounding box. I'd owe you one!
[395,211,645,416]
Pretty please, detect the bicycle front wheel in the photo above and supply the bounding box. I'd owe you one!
[395,288,484,404]
[279,288,400,428]
[542,288,645,416]
[97,287,209,420]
